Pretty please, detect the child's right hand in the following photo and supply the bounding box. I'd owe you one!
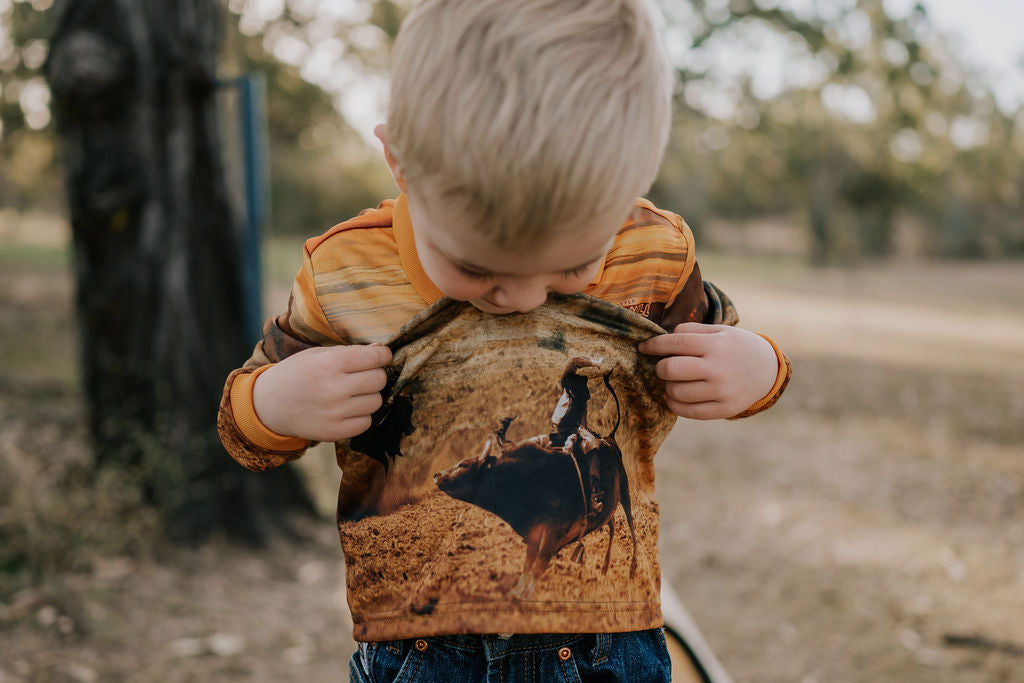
[251,344,392,442]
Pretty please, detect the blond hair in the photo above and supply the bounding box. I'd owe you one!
[387,0,673,248]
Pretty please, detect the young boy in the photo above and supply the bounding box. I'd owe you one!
[218,0,791,680]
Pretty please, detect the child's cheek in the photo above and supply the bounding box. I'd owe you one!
[429,265,492,302]
[441,279,492,302]
[552,273,596,296]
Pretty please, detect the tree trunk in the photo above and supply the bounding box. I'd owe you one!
[45,0,315,544]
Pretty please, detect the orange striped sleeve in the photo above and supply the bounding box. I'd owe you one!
[634,199,698,306]
[301,197,434,348]
[584,200,700,327]
[588,198,789,417]
[219,199,428,470]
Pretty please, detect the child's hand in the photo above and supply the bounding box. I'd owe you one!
[252,344,392,441]
[638,323,777,420]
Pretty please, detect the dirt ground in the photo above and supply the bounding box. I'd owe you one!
[2,251,1023,682]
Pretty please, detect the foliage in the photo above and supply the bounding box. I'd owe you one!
[219,0,398,234]
[1,0,1021,258]
[0,452,162,581]
[0,0,60,213]
[651,0,1023,260]
[0,0,395,240]
[0,263,160,579]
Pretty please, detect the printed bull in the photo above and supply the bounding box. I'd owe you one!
[433,358,637,597]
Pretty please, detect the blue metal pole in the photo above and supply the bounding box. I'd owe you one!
[238,73,269,345]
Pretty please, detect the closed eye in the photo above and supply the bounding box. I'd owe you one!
[560,264,590,279]
[456,264,493,281]
[456,261,595,280]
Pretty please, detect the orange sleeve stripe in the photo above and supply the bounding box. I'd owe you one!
[656,213,697,305]
[393,194,444,305]
[303,199,397,254]
[290,249,345,344]
[228,365,311,451]
[729,334,792,419]
[583,200,696,311]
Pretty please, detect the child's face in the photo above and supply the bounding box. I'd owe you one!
[407,193,621,315]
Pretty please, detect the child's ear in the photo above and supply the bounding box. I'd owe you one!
[374,123,408,193]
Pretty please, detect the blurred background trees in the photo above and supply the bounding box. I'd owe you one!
[2,5,1021,678]
[3,0,1021,260]
[0,0,1021,546]
[0,0,62,218]
[649,0,1023,262]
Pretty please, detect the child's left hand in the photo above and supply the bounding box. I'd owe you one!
[638,323,778,420]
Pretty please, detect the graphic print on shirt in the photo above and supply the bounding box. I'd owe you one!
[434,357,636,598]
[333,294,679,639]
[350,368,415,473]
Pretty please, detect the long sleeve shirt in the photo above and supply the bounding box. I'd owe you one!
[217,194,791,640]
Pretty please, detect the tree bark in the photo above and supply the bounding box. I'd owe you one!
[45,0,315,544]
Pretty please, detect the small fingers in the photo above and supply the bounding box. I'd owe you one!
[655,356,706,382]
[664,396,725,421]
[332,415,374,441]
[639,331,710,358]
[304,414,375,443]
[347,367,389,395]
[672,322,722,334]
[342,391,385,419]
[664,380,715,405]
[332,344,393,372]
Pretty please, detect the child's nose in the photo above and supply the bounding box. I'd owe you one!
[490,280,550,312]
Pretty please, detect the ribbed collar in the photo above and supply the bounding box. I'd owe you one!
[393,193,445,305]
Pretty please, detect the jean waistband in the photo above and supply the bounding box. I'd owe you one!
[425,633,587,660]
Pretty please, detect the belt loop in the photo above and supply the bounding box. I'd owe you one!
[593,633,610,664]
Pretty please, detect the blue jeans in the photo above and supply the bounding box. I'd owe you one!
[348,628,671,682]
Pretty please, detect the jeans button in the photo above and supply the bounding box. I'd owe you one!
[415,639,429,652]
[558,646,571,661]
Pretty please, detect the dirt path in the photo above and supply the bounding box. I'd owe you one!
[656,259,1024,682]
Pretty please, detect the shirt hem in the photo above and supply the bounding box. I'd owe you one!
[350,604,664,642]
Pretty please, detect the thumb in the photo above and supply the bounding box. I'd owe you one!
[337,342,393,370]
[673,322,720,334]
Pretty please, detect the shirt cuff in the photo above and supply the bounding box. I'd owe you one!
[728,334,792,419]
[229,365,311,451]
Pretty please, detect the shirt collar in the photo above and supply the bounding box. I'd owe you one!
[393,193,445,305]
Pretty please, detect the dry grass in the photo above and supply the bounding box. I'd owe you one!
[658,254,1024,683]
[2,242,1022,682]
